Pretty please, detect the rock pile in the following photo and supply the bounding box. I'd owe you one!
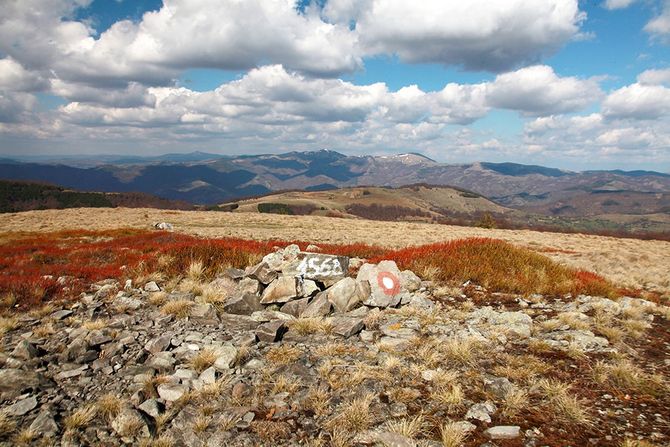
[216,245,430,341]
[0,244,667,446]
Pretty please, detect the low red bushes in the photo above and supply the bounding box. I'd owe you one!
[371,238,617,298]
[0,230,618,310]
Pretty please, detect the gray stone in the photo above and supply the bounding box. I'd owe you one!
[29,411,58,437]
[144,334,172,354]
[55,365,88,380]
[453,421,477,433]
[400,270,422,292]
[260,276,299,304]
[300,291,332,317]
[138,399,164,418]
[223,293,264,315]
[0,367,40,399]
[330,317,365,338]
[213,345,238,370]
[280,297,311,317]
[154,222,173,231]
[11,340,39,360]
[146,354,176,372]
[87,330,113,347]
[375,431,415,447]
[300,279,320,297]
[466,401,497,423]
[485,377,517,399]
[189,303,219,324]
[485,426,521,440]
[224,267,246,280]
[144,281,161,292]
[255,320,286,342]
[112,408,151,441]
[356,261,405,308]
[199,366,217,384]
[282,253,349,281]
[50,309,73,320]
[157,383,188,401]
[7,396,38,416]
[237,277,261,295]
[245,262,278,284]
[327,277,368,313]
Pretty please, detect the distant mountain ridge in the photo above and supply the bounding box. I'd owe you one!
[0,150,668,215]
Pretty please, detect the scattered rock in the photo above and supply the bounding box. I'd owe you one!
[485,426,521,440]
[144,281,161,292]
[466,401,497,423]
[29,411,58,437]
[50,309,73,320]
[157,383,188,402]
[330,316,365,338]
[144,334,172,354]
[7,395,38,416]
[357,261,405,308]
[255,320,287,342]
[189,303,219,324]
[280,297,311,317]
[223,293,264,315]
[245,262,278,284]
[11,340,39,360]
[300,291,332,317]
[260,276,299,304]
[327,277,368,313]
[213,345,238,370]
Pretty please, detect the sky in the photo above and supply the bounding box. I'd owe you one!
[0,0,669,171]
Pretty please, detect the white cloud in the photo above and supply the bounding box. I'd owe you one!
[637,68,670,85]
[603,0,637,10]
[485,65,601,115]
[324,0,584,71]
[0,92,37,123]
[602,83,670,119]
[645,0,670,37]
[0,58,49,92]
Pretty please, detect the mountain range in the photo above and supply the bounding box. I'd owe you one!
[1,150,668,212]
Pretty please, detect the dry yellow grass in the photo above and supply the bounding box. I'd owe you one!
[1,208,669,291]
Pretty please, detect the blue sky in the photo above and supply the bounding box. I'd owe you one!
[1,0,669,171]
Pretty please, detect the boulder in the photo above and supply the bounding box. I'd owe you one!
[327,277,368,313]
[400,270,422,292]
[237,278,262,295]
[245,262,278,285]
[111,408,151,442]
[0,369,42,400]
[260,276,299,304]
[157,383,187,402]
[465,401,497,423]
[356,261,406,308]
[213,344,238,370]
[280,297,311,317]
[300,291,332,318]
[50,309,73,320]
[255,320,287,342]
[138,399,164,418]
[144,334,172,354]
[223,293,264,315]
[189,303,219,324]
[144,281,161,292]
[330,317,365,338]
[300,279,320,297]
[7,396,38,416]
[11,340,39,360]
[29,411,58,437]
[485,426,521,440]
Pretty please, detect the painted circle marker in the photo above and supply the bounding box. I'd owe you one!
[377,271,400,296]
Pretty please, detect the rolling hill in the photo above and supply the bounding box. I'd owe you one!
[0,180,194,213]
[221,184,510,223]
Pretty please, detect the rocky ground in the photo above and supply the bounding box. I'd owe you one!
[0,245,668,446]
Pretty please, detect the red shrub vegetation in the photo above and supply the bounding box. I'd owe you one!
[371,238,617,298]
[0,230,617,309]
